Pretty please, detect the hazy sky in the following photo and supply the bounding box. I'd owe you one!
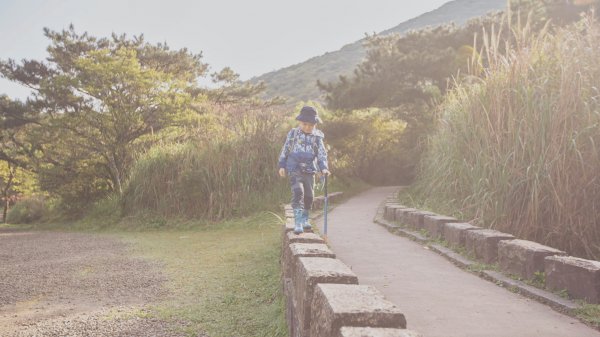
[0,0,448,100]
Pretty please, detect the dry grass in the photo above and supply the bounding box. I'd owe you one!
[122,108,290,221]
[413,14,600,258]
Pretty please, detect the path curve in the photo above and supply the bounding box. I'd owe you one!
[316,186,599,337]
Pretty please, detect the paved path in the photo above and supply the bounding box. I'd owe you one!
[316,186,599,337]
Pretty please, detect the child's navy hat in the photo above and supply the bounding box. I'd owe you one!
[295,106,322,124]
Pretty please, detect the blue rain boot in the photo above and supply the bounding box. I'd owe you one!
[293,208,304,234]
[302,209,312,231]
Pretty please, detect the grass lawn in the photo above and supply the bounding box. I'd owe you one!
[4,180,367,336]
[118,211,287,337]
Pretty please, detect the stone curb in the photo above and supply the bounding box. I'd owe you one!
[374,206,428,244]
[428,243,476,269]
[479,270,579,313]
[373,194,583,319]
[282,190,418,337]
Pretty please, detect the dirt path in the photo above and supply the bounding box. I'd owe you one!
[0,230,188,337]
[316,186,599,337]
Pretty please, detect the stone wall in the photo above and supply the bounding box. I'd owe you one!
[383,201,600,305]
[282,193,421,337]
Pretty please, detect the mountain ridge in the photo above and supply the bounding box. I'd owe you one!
[251,0,507,102]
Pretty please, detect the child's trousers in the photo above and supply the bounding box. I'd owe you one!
[289,171,315,210]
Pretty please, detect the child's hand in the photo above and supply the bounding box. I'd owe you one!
[278,168,286,178]
[321,169,331,176]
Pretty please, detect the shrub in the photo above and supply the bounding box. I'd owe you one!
[321,108,409,185]
[6,195,47,224]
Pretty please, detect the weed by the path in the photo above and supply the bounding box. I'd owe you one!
[556,289,569,299]
[575,302,600,328]
[466,262,499,273]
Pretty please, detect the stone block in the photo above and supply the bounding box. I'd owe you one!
[313,192,342,210]
[295,258,359,336]
[284,218,295,233]
[282,233,326,280]
[330,192,344,200]
[498,239,565,280]
[282,229,321,257]
[384,205,405,221]
[284,243,336,279]
[286,231,323,245]
[310,284,406,337]
[423,215,459,238]
[545,256,600,303]
[406,211,437,230]
[394,208,418,226]
[338,327,422,337]
[442,223,481,248]
[313,196,324,210]
[283,277,297,337]
[465,229,515,263]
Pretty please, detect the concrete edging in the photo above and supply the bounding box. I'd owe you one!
[281,191,421,337]
[373,192,584,320]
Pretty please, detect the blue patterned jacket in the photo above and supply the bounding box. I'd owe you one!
[278,127,328,174]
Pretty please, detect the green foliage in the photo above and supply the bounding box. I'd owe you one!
[120,212,287,336]
[203,67,285,106]
[529,271,546,289]
[1,26,207,208]
[0,95,38,169]
[78,194,123,228]
[1,26,273,216]
[0,161,39,221]
[318,21,486,110]
[6,195,47,224]
[122,109,289,221]
[575,302,600,328]
[0,162,37,195]
[320,108,409,184]
[0,95,41,221]
[36,151,114,215]
[315,11,511,186]
[413,14,600,259]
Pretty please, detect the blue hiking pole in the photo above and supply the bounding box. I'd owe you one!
[323,174,328,241]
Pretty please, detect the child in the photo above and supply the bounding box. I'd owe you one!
[278,106,331,234]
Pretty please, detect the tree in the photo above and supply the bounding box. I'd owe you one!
[0,161,37,223]
[0,26,208,206]
[189,66,285,110]
[0,95,39,221]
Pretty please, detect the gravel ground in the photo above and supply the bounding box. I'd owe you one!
[0,229,198,336]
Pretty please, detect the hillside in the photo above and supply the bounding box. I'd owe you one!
[250,0,506,102]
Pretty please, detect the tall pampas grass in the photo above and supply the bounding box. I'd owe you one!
[414,13,600,258]
[122,108,289,221]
